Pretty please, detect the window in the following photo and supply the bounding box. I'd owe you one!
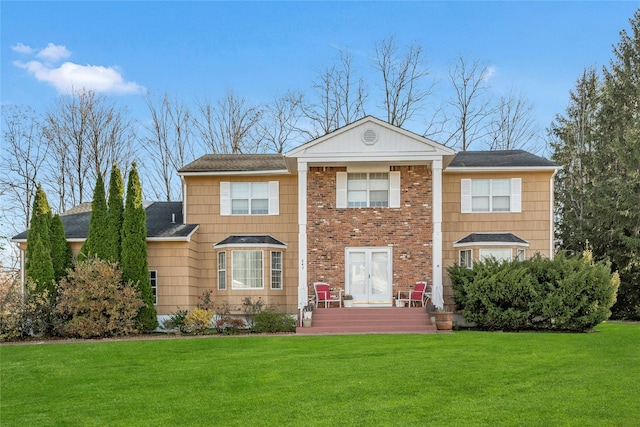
[336,171,400,208]
[232,250,263,289]
[461,178,521,213]
[220,181,279,216]
[218,252,227,290]
[149,270,158,305]
[459,249,473,269]
[479,248,513,262]
[231,182,268,214]
[516,248,526,261]
[271,251,283,289]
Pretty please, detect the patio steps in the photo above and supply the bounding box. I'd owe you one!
[296,307,437,335]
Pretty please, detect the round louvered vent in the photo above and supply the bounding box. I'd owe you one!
[362,129,378,145]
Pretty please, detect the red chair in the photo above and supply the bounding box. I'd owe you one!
[397,281,431,307]
[313,282,343,308]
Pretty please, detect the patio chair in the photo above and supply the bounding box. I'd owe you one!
[397,281,431,307]
[313,282,343,308]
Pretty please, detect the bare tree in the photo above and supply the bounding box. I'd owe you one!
[193,91,264,154]
[0,105,49,229]
[373,36,433,127]
[142,92,194,201]
[445,55,496,150]
[260,90,306,153]
[304,49,367,137]
[42,89,134,211]
[489,90,539,151]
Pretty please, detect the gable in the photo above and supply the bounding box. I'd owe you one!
[287,116,455,164]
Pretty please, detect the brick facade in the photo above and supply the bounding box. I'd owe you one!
[306,165,433,296]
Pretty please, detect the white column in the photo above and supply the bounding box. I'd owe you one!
[432,159,444,309]
[297,162,308,311]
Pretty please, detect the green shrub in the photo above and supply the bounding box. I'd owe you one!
[55,258,144,338]
[183,308,214,335]
[215,316,246,335]
[449,252,619,331]
[162,308,189,332]
[252,309,296,333]
[0,279,54,341]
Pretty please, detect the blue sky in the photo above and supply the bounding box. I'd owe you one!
[3,1,639,147]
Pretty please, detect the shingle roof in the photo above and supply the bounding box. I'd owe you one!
[448,150,557,168]
[214,235,287,247]
[12,202,197,241]
[179,154,287,173]
[454,233,529,246]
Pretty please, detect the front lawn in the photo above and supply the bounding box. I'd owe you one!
[1,323,638,426]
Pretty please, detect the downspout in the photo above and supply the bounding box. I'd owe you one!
[550,169,559,259]
[432,159,444,309]
[181,175,187,224]
[297,161,308,326]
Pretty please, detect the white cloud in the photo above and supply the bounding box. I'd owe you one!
[11,43,34,54]
[12,42,144,95]
[36,43,71,63]
[14,60,145,95]
[483,65,498,82]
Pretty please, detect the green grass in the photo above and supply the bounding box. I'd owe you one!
[1,323,638,426]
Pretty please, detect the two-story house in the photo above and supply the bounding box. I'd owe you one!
[13,116,559,322]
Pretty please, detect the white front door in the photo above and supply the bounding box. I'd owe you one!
[345,247,392,306]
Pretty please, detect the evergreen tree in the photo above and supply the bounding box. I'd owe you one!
[105,165,124,263]
[590,10,640,319]
[552,10,640,319]
[50,214,72,282]
[79,173,109,260]
[25,184,54,293]
[550,68,601,253]
[121,162,157,331]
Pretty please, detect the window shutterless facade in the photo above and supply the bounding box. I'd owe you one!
[149,270,158,305]
[232,250,264,289]
[271,251,283,289]
[218,252,227,290]
[459,249,473,269]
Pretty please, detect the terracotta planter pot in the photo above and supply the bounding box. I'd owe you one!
[435,311,453,330]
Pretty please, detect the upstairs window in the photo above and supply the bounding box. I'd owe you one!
[461,178,521,213]
[220,181,279,215]
[337,171,400,208]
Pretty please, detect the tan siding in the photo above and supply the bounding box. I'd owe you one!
[442,170,555,305]
[183,174,299,312]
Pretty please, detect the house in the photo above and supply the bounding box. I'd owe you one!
[13,116,559,321]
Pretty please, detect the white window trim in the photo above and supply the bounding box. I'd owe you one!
[517,248,526,261]
[149,270,158,305]
[220,181,279,216]
[461,178,521,213]
[231,250,264,290]
[336,171,400,208]
[270,250,283,290]
[218,252,227,290]
[459,249,473,269]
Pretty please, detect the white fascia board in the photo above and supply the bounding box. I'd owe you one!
[178,169,290,177]
[297,154,446,164]
[444,166,561,173]
[213,243,288,250]
[453,241,530,248]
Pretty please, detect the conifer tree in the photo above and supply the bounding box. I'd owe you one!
[105,165,124,263]
[121,162,157,331]
[50,214,72,282]
[79,173,109,260]
[25,184,54,294]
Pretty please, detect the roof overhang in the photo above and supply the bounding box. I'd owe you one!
[445,166,561,173]
[213,234,288,249]
[453,232,530,248]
